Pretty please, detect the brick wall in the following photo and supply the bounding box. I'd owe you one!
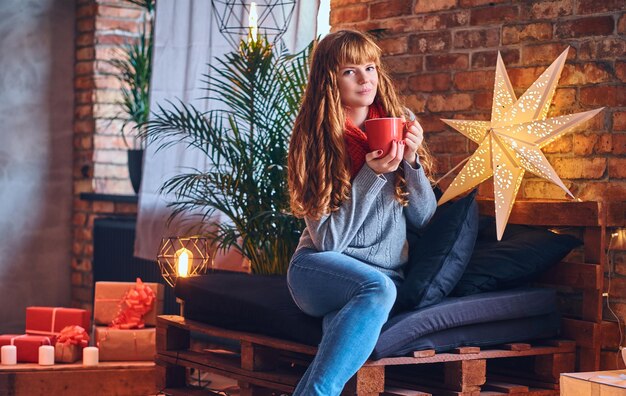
[72,0,144,309]
[331,0,626,368]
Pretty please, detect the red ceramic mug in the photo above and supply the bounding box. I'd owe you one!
[364,117,405,156]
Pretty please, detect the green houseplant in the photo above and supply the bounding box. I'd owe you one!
[108,0,155,193]
[142,35,312,275]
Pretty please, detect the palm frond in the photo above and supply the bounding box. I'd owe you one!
[144,36,312,274]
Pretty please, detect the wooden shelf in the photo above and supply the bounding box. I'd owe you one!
[0,361,156,395]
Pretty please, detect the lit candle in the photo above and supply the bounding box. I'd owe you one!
[83,346,99,366]
[1,345,17,365]
[248,2,258,42]
[38,345,54,366]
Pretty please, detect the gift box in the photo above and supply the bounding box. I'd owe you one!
[54,325,89,363]
[54,343,82,363]
[94,326,155,361]
[25,307,90,337]
[0,334,54,363]
[94,281,164,327]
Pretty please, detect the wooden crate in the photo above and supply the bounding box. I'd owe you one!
[157,315,576,395]
[560,370,626,396]
[156,199,616,395]
[0,361,156,396]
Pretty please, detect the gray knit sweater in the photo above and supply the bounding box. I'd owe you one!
[293,161,437,282]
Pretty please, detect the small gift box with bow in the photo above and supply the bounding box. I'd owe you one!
[94,326,155,361]
[0,334,54,363]
[94,278,164,327]
[54,325,90,363]
[25,307,90,337]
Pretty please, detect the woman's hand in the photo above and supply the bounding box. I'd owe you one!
[365,140,406,175]
[403,119,424,167]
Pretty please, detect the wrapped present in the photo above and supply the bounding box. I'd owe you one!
[54,325,89,363]
[25,307,90,337]
[94,326,155,361]
[55,343,82,363]
[94,279,164,327]
[0,334,54,363]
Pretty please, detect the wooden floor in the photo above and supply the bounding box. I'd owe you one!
[0,361,157,396]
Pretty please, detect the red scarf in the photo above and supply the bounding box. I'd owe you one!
[344,101,386,178]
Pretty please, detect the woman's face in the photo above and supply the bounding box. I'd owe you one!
[337,62,378,109]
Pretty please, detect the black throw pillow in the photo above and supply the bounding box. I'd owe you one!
[395,190,479,310]
[451,217,582,296]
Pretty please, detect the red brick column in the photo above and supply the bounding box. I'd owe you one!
[72,0,144,310]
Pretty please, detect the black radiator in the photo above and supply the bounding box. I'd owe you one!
[93,216,178,315]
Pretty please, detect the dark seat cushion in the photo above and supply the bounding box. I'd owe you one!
[373,286,557,358]
[372,312,560,359]
[175,271,323,346]
[395,190,479,310]
[176,272,559,359]
[452,218,582,296]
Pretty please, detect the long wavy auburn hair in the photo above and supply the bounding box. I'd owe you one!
[288,30,435,220]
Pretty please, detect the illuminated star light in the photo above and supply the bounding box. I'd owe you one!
[439,47,603,240]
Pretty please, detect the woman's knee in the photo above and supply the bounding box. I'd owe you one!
[360,275,397,311]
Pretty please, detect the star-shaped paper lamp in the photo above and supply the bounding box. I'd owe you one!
[439,47,603,240]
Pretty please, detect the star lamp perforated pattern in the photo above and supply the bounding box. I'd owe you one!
[439,48,603,240]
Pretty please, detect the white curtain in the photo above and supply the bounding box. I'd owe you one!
[134,0,320,269]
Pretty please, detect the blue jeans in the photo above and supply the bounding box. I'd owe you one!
[286,248,398,396]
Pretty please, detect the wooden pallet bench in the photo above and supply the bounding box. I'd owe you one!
[156,199,620,395]
[156,315,576,395]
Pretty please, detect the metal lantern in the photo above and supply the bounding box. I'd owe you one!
[156,236,211,287]
[211,0,296,48]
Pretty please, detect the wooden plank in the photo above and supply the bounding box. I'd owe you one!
[369,344,575,366]
[482,381,529,393]
[0,361,155,373]
[476,199,601,227]
[156,360,186,390]
[157,315,318,356]
[386,377,480,396]
[162,387,221,396]
[240,341,279,371]
[600,350,626,370]
[443,360,486,392]
[0,363,156,396]
[412,350,436,358]
[578,347,601,372]
[560,318,601,349]
[606,201,626,227]
[582,289,603,323]
[343,366,385,395]
[541,340,576,349]
[157,318,190,353]
[488,374,559,390]
[539,261,602,290]
[501,344,531,351]
[157,353,297,393]
[453,347,480,355]
[383,386,431,395]
[601,321,622,350]
[534,353,576,380]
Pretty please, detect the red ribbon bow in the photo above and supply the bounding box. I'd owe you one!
[109,278,156,329]
[57,325,90,347]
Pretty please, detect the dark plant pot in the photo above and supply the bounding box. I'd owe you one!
[128,149,144,194]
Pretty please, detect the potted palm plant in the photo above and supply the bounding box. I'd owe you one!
[108,0,154,194]
[142,35,312,275]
